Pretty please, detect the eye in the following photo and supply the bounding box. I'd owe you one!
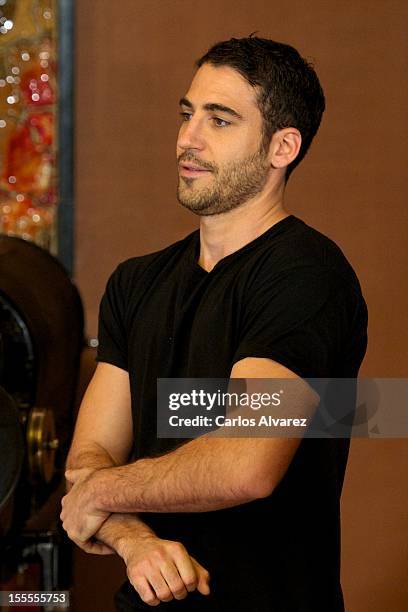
[179,111,192,121]
[213,117,230,128]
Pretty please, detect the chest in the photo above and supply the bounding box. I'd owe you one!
[126,265,247,377]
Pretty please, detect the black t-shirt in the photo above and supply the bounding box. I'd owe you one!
[96,215,368,611]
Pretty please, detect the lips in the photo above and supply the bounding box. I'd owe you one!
[180,163,209,172]
[179,162,212,177]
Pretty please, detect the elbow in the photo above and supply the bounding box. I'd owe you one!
[249,477,275,500]
[242,470,276,501]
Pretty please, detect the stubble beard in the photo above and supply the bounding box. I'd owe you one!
[177,148,270,216]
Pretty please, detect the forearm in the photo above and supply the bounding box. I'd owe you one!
[91,437,264,514]
[96,512,155,559]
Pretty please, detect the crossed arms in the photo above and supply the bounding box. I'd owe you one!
[61,358,317,605]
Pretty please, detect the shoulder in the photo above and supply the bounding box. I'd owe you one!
[105,230,198,293]
[252,216,364,296]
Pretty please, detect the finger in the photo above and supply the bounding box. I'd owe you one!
[160,563,188,600]
[147,571,173,603]
[170,545,197,593]
[191,557,211,595]
[64,470,76,482]
[85,541,115,555]
[75,512,111,543]
[130,576,161,607]
[71,536,114,555]
[65,468,90,483]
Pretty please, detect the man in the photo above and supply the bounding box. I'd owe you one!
[61,37,368,611]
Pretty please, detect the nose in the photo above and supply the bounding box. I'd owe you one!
[177,115,205,152]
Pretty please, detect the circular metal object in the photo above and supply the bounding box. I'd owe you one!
[0,234,83,548]
[26,407,59,484]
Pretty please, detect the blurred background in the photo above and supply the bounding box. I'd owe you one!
[0,1,407,611]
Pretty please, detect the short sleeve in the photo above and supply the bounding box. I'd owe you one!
[96,264,128,371]
[233,265,362,378]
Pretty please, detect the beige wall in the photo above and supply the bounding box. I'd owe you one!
[73,1,408,610]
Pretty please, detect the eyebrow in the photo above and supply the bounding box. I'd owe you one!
[179,97,243,120]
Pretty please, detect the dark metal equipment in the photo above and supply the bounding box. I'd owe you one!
[0,387,24,540]
[0,235,84,600]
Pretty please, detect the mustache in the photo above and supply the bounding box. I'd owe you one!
[177,152,217,173]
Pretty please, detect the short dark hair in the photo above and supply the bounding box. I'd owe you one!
[196,36,325,179]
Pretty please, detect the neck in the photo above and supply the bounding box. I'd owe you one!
[197,186,289,272]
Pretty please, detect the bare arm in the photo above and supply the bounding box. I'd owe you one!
[63,362,210,604]
[64,362,145,553]
[66,361,134,470]
[67,358,318,515]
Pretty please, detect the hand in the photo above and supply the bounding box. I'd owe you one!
[60,468,110,544]
[63,467,117,555]
[69,536,115,556]
[63,467,113,555]
[119,533,210,607]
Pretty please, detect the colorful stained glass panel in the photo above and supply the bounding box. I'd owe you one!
[0,0,59,253]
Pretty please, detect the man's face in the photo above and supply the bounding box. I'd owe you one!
[176,63,270,216]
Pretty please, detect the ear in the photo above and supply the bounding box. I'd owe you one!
[267,128,302,170]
